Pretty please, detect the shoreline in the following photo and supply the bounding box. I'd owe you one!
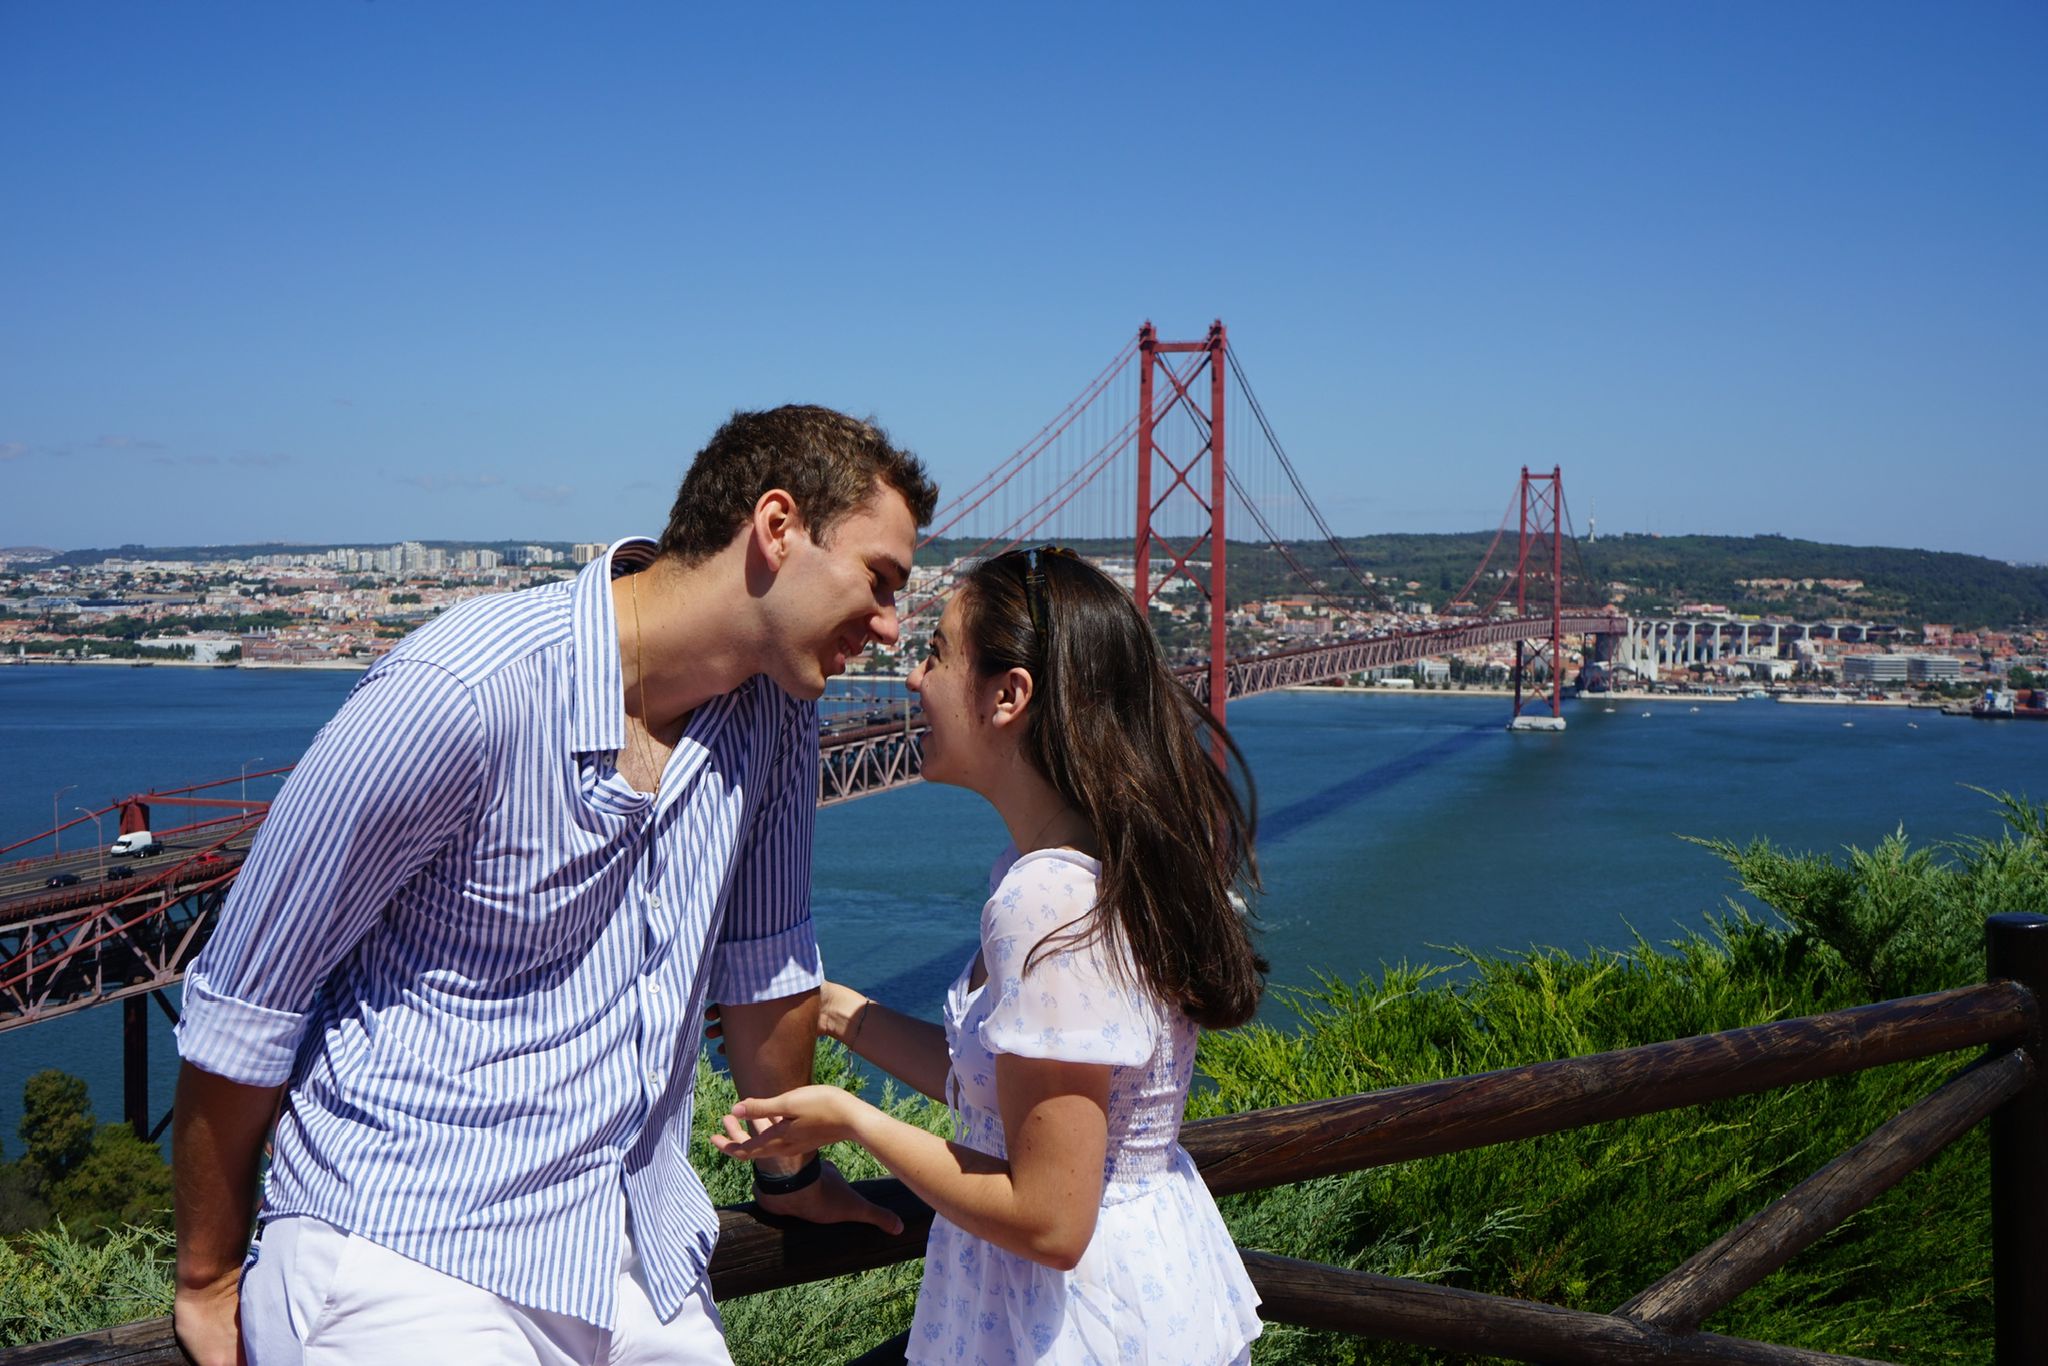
[1774,694,1917,709]
[1280,683,1516,699]
[3,656,917,685]
[3,655,231,669]
[0,656,373,671]
[0,659,1984,713]
[1278,684,1748,704]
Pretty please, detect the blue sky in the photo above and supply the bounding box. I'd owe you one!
[3,2,2043,561]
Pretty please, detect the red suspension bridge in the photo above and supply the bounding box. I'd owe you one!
[2,320,1624,1138]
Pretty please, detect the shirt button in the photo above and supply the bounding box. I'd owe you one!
[646,979,663,995]
[647,1067,663,1087]
[648,893,663,910]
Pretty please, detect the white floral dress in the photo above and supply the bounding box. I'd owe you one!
[907,847,1264,1365]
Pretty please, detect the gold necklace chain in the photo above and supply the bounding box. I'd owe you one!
[630,570,653,786]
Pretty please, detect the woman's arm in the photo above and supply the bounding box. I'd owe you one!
[716,1053,1111,1270]
[817,980,952,1101]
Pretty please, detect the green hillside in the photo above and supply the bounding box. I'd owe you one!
[926,533,2047,629]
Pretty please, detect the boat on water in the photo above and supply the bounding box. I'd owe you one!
[1971,688,2048,721]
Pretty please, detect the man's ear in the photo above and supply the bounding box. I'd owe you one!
[749,489,805,570]
[989,666,1036,730]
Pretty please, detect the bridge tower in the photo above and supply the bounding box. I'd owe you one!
[1134,320,1229,730]
[1508,465,1568,732]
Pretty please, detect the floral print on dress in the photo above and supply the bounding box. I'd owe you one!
[907,847,1263,1366]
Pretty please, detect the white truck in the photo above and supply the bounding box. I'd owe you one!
[109,830,165,858]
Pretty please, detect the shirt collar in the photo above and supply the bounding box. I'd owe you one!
[569,537,660,756]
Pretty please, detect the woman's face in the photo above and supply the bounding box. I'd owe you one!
[907,592,995,790]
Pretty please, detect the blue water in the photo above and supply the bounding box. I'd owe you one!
[5,665,2045,1153]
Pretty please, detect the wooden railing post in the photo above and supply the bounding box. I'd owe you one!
[1988,912,2048,1366]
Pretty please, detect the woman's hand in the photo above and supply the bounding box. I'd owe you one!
[712,1084,870,1164]
[815,981,870,1043]
[706,981,869,1053]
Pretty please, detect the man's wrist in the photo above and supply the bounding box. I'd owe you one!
[752,1153,823,1197]
[175,1254,245,1295]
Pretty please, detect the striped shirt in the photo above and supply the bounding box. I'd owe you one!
[176,539,823,1329]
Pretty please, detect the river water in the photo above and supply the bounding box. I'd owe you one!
[4,664,2044,1150]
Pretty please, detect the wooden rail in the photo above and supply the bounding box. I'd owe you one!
[9,913,2044,1366]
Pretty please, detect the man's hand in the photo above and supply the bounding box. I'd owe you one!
[173,1269,244,1366]
[752,1157,905,1236]
[172,1064,278,1366]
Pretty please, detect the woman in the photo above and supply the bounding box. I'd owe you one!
[714,546,1267,1364]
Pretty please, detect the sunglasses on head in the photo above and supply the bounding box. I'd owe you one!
[1023,545,1077,641]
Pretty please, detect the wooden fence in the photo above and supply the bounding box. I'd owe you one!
[9,912,2044,1366]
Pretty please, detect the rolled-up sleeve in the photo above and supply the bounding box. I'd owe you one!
[177,659,486,1085]
[706,699,822,1004]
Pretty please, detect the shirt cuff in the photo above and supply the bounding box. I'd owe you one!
[175,969,309,1087]
[706,920,824,1005]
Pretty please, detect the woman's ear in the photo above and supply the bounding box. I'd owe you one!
[988,665,1036,730]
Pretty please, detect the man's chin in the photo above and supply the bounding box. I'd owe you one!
[764,662,831,702]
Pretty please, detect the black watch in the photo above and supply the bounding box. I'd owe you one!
[752,1153,823,1197]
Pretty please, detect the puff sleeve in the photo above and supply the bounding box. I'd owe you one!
[975,853,1157,1067]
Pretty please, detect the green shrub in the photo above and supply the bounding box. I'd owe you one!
[0,1224,173,1345]
[1189,791,2045,1364]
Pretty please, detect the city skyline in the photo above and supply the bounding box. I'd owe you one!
[3,4,2043,561]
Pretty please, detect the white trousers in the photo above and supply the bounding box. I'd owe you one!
[240,1214,732,1366]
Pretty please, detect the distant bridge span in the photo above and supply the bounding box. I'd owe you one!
[819,609,1625,804]
[1183,611,1627,706]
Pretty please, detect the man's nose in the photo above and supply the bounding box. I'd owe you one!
[870,600,901,647]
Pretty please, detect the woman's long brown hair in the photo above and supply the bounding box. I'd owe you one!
[958,549,1266,1029]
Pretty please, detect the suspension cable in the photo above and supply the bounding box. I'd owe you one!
[1225,348,1383,601]
[921,342,1135,542]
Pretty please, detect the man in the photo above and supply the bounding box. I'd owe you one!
[173,405,939,1364]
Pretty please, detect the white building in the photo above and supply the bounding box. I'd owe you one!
[1842,654,1964,685]
[1842,655,1910,684]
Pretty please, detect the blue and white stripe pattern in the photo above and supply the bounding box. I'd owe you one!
[177,538,823,1329]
